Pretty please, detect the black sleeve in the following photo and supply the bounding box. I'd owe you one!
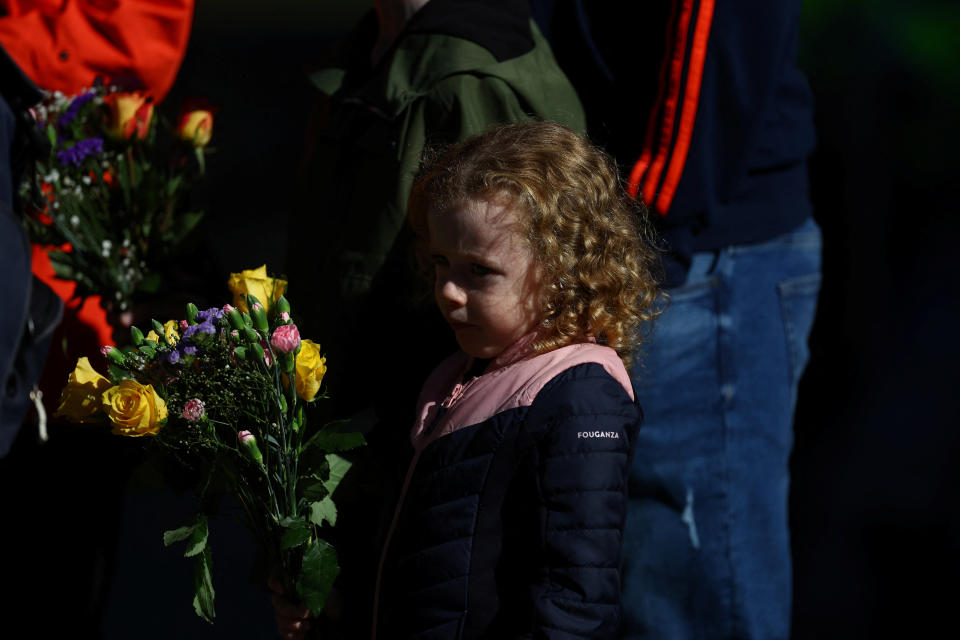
[524,363,640,638]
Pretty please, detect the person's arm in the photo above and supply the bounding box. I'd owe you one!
[525,363,639,637]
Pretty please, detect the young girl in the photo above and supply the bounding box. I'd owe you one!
[275,121,661,639]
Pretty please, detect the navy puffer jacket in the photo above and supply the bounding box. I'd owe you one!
[373,341,640,639]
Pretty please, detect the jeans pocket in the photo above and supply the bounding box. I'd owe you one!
[777,271,821,386]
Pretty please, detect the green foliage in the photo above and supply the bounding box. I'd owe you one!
[280,517,313,549]
[88,280,362,625]
[309,496,338,527]
[193,546,216,623]
[296,539,340,616]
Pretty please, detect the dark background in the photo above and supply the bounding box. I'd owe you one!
[789,0,959,636]
[3,1,957,638]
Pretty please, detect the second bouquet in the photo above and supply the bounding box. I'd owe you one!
[55,266,360,622]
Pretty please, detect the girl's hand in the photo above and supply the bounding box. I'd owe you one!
[268,576,312,640]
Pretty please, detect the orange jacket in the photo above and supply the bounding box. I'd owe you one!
[0,0,193,358]
[0,0,193,102]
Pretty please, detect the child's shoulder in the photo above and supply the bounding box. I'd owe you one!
[517,343,634,407]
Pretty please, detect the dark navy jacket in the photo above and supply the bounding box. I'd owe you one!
[532,0,816,286]
[373,342,640,639]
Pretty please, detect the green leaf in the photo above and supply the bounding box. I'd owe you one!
[303,426,366,454]
[47,251,76,280]
[323,454,352,496]
[163,524,196,547]
[192,545,216,623]
[184,514,209,558]
[162,513,208,558]
[280,518,312,550]
[297,474,328,503]
[296,539,339,616]
[308,496,337,527]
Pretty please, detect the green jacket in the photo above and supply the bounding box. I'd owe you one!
[288,6,584,417]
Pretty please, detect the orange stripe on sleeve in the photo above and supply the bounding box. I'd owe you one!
[655,0,715,215]
[627,0,682,199]
[640,0,695,212]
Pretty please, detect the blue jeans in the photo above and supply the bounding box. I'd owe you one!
[621,218,822,639]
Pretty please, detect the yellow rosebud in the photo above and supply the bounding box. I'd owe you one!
[101,379,167,436]
[164,320,180,345]
[176,109,214,147]
[145,330,160,342]
[293,339,326,402]
[54,357,112,423]
[227,265,288,313]
[102,92,154,140]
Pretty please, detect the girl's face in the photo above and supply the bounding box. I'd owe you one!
[428,197,541,359]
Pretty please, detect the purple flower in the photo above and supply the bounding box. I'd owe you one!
[183,345,198,356]
[56,137,103,166]
[195,307,225,323]
[165,350,180,364]
[182,320,216,339]
[57,91,96,129]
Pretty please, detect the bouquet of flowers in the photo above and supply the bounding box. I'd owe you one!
[53,266,359,622]
[22,82,213,315]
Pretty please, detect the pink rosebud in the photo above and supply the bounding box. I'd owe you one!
[251,302,263,311]
[237,429,254,444]
[100,345,112,356]
[179,319,189,330]
[280,311,291,322]
[230,329,239,339]
[223,303,235,312]
[270,324,300,354]
[181,398,205,422]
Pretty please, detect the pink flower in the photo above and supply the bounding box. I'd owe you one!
[280,311,291,322]
[237,429,264,465]
[179,319,189,330]
[181,398,205,422]
[100,345,113,356]
[223,303,235,312]
[270,324,300,354]
[259,341,274,367]
[251,302,263,311]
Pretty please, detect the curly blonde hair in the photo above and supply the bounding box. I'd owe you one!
[409,121,663,367]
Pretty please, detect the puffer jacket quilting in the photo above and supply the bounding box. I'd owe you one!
[374,344,640,639]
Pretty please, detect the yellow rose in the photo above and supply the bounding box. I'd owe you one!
[227,265,288,313]
[101,379,167,436]
[102,92,154,140]
[293,339,326,402]
[54,357,112,423]
[176,109,214,147]
[145,330,160,342]
[164,320,180,345]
